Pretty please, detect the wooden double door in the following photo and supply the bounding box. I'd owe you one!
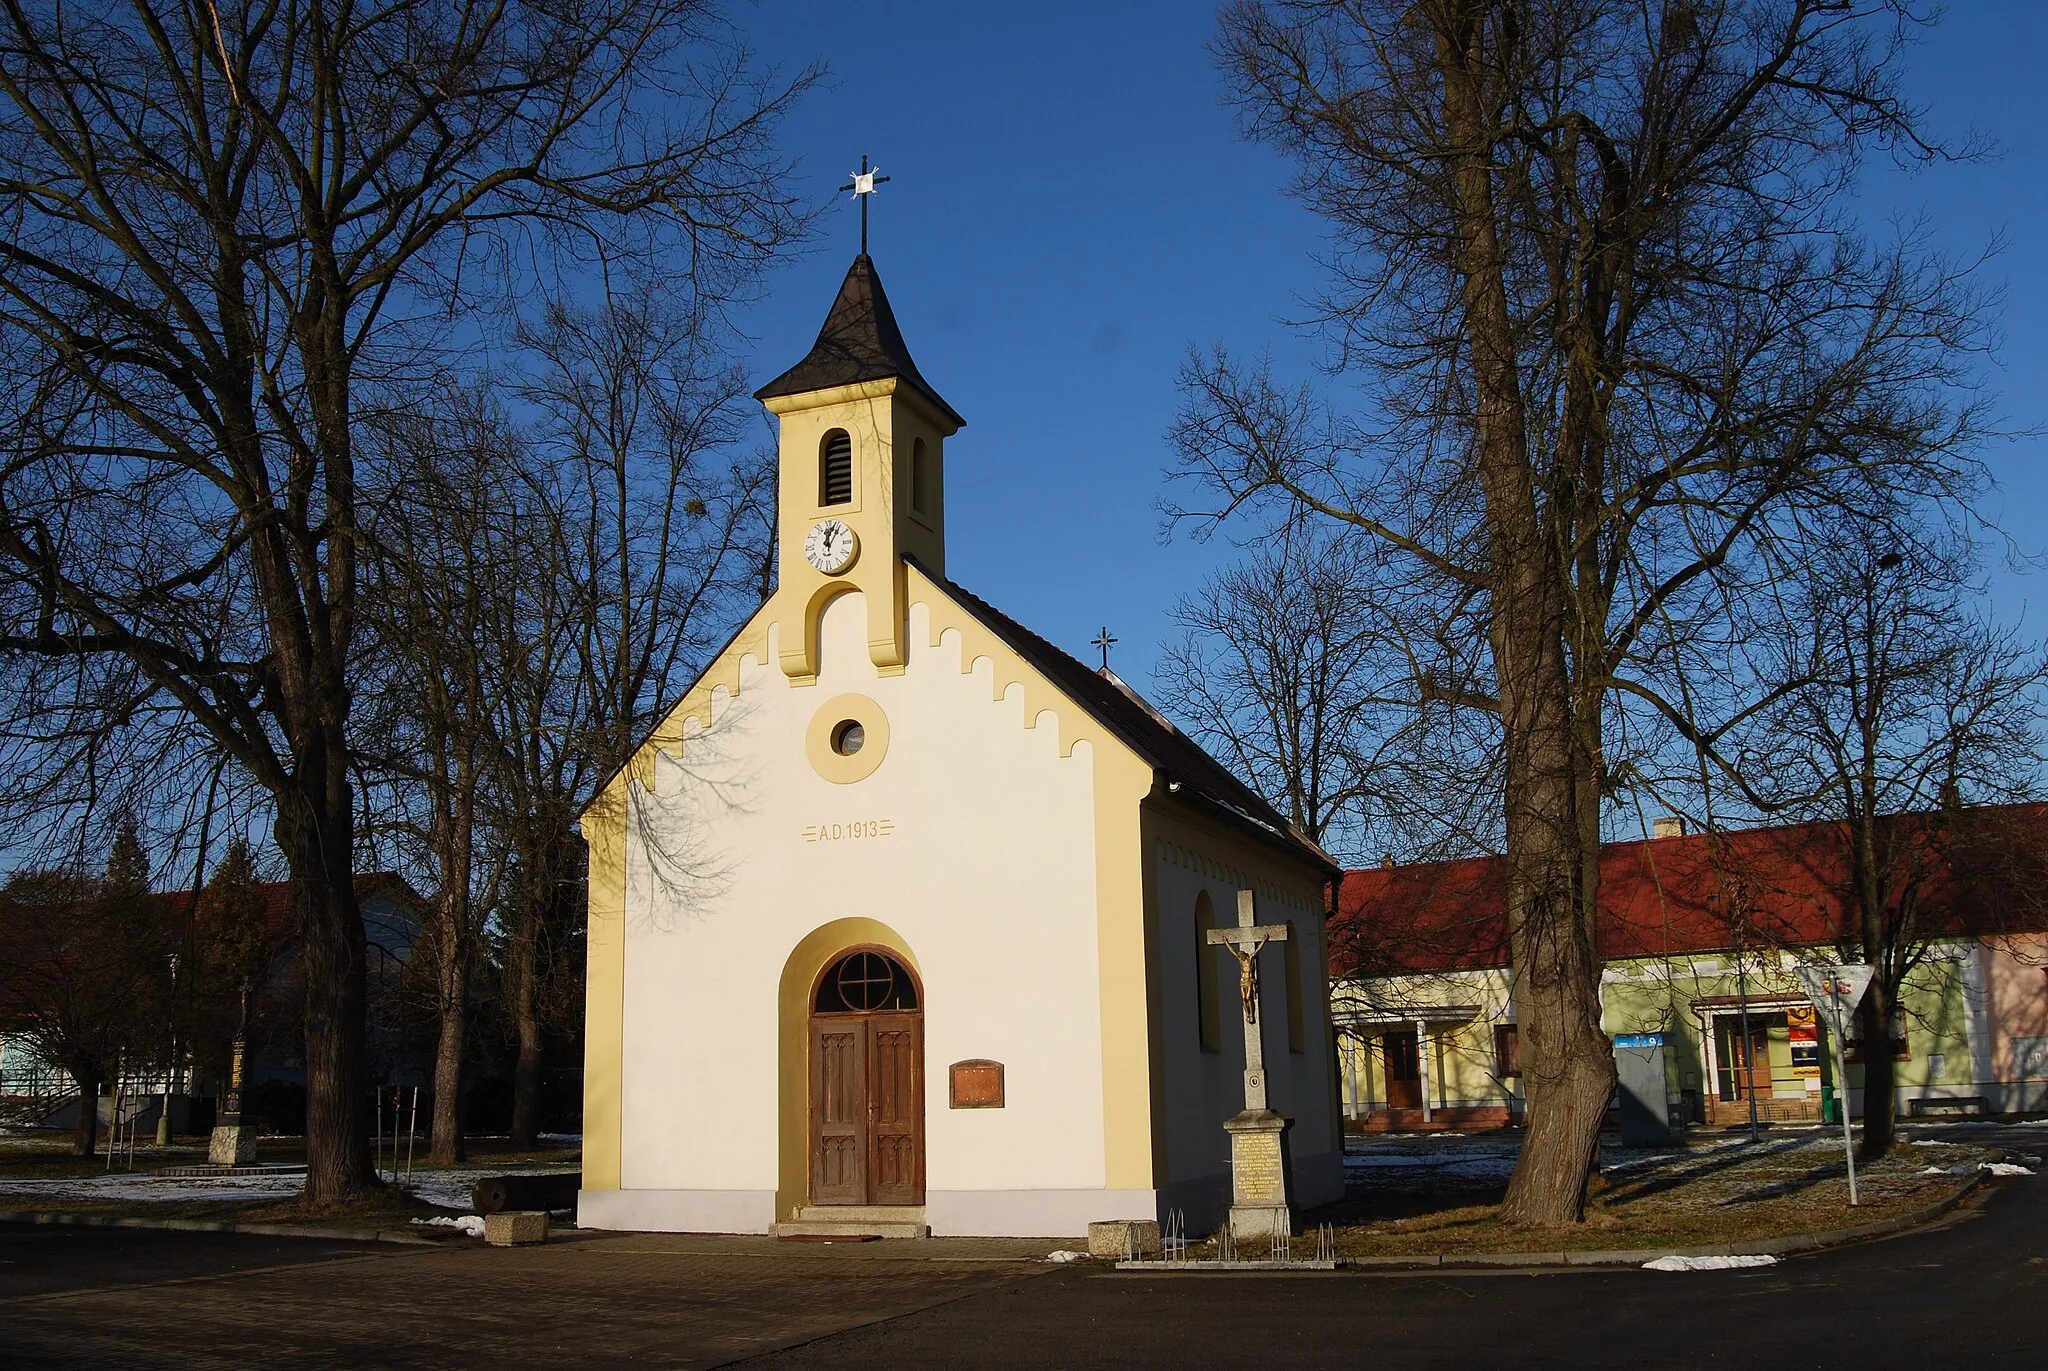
[1382,1030,1422,1109]
[810,950,924,1206]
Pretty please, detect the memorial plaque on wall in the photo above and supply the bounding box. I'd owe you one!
[949,1059,1004,1109]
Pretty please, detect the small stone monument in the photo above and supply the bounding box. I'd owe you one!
[208,986,257,1166]
[1206,889,1293,1243]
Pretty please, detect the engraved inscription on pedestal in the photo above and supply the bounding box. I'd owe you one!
[1231,1127,1283,1206]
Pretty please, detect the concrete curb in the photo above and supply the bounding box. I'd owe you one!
[0,1209,443,1246]
[1338,1171,1984,1271]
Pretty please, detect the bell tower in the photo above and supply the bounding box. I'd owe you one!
[757,253,963,681]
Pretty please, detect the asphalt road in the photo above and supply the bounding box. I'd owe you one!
[758,1128,2048,1370]
[1,1126,2039,1370]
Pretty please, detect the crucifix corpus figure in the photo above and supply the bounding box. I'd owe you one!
[1207,889,1288,1099]
[1206,888,1296,1242]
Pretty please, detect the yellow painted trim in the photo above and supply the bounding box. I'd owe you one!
[775,919,923,1221]
[589,612,773,816]
[804,693,891,784]
[578,788,628,1191]
[779,581,859,684]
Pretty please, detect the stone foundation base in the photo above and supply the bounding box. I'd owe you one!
[207,1124,256,1166]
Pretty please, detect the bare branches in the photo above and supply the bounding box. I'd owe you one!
[0,0,812,1200]
[1192,0,1993,1224]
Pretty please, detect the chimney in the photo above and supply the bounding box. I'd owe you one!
[1652,815,1688,840]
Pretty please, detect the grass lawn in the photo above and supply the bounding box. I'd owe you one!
[1273,1131,2017,1258]
[0,1128,581,1233]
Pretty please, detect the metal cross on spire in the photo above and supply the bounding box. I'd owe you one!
[838,154,891,256]
[1092,626,1118,671]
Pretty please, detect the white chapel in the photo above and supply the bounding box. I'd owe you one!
[576,250,1345,1238]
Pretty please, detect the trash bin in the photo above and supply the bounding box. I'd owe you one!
[1821,1085,1837,1124]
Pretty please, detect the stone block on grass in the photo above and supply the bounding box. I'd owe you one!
[485,1210,549,1247]
[1087,1219,1161,1259]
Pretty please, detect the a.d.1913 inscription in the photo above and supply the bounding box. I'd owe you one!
[803,818,895,843]
[949,1059,1005,1109]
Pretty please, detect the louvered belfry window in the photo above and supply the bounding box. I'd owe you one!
[820,430,853,505]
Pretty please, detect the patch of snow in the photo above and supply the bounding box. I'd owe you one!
[1919,1165,1971,1176]
[1642,1254,1779,1272]
[1980,1163,2035,1177]
[0,1173,303,1203]
[411,1214,486,1237]
[1045,1250,1088,1264]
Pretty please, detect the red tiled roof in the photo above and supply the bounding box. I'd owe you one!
[146,872,425,945]
[1331,803,2048,978]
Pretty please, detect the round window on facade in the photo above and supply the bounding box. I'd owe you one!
[831,720,866,756]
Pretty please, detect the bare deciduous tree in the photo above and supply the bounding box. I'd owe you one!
[1182,0,1992,1222]
[0,0,813,1201]
[1154,524,1499,863]
[1724,531,2047,1157]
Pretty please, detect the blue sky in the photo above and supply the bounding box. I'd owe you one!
[734,2,2048,691]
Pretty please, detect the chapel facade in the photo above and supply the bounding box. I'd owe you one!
[576,253,1345,1238]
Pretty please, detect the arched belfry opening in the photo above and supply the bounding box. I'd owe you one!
[819,429,853,506]
[809,948,924,1205]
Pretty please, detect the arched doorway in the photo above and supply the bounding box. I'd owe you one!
[809,948,924,1205]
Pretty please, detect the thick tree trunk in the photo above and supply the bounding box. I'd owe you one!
[509,910,543,1149]
[427,748,475,1166]
[429,956,468,1165]
[276,797,376,1204]
[1436,2,1615,1225]
[70,1069,99,1158]
[1494,649,1614,1225]
[1857,984,1897,1160]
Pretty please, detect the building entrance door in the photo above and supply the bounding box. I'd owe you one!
[1382,1030,1423,1109]
[1717,1014,1775,1100]
[809,950,924,1206]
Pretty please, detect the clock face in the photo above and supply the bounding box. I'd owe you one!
[804,518,859,575]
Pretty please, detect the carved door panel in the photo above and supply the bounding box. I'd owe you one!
[1383,1030,1422,1109]
[868,1014,924,1205]
[811,1020,866,1204]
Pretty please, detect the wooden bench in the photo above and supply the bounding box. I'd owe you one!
[1906,1095,1990,1117]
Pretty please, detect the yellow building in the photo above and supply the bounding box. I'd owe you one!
[577,252,1343,1237]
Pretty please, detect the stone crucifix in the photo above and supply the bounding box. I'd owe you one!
[1207,889,1289,1111]
[1207,889,1297,1242]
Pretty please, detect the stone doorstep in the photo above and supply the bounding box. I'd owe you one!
[770,1220,929,1240]
[769,1203,930,1240]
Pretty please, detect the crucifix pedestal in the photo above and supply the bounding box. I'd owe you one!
[1207,889,1293,1243]
[208,989,256,1166]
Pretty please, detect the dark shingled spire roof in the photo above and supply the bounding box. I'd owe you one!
[754,254,963,427]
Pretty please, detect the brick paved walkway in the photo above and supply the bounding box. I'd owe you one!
[0,1226,1063,1369]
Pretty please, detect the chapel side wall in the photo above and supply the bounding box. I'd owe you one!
[606,590,1146,1236]
[1144,807,1342,1221]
